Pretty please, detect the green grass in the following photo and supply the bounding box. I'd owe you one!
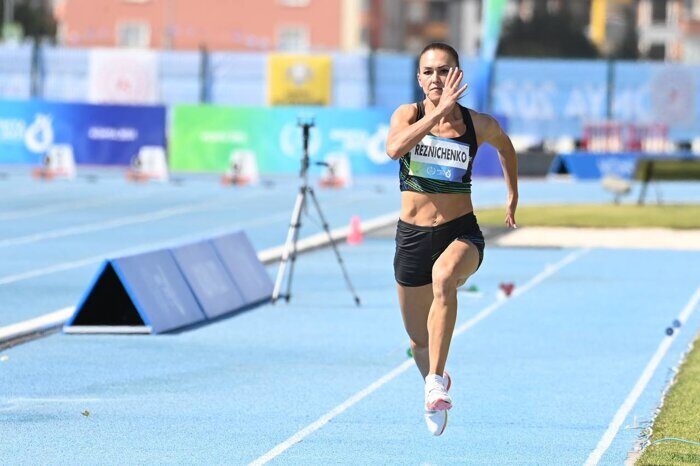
[636,334,700,465]
[475,204,700,229]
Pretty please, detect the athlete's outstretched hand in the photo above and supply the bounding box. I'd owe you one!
[436,67,468,117]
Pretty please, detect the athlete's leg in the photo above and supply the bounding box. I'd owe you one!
[397,283,433,379]
[428,239,480,376]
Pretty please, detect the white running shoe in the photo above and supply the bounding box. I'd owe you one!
[425,374,453,411]
[443,370,451,392]
[424,408,448,436]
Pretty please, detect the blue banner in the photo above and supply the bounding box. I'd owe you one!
[0,99,166,165]
[550,152,640,180]
[613,62,700,141]
[491,59,608,139]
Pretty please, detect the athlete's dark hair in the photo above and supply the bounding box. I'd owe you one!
[418,43,460,69]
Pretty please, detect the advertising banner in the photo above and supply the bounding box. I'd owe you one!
[491,59,608,139]
[268,54,332,105]
[0,99,166,165]
[88,48,160,105]
[613,62,700,141]
[170,105,392,174]
[550,152,640,180]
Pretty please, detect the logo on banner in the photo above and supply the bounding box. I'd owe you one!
[88,48,159,104]
[268,54,332,105]
[88,126,138,141]
[25,114,54,153]
[286,63,313,86]
[279,122,321,158]
[651,67,695,125]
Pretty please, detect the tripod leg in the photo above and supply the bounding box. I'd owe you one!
[284,188,306,301]
[307,187,361,306]
[273,188,305,302]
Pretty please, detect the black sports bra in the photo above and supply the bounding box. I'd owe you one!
[399,102,478,194]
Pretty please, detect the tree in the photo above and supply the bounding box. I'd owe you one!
[1,1,56,41]
[497,6,599,59]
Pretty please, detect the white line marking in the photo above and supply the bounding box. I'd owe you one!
[0,194,378,287]
[249,248,590,466]
[0,192,152,221]
[0,186,289,247]
[0,199,230,249]
[584,284,700,466]
[248,360,415,466]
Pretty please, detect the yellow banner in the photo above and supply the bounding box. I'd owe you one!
[268,54,332,106]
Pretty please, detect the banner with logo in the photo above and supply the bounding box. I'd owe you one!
[0,99,166,165]
[88,48,160,104]
[613,62,700,141]
[492,59,608,139]
[268,54,332,105]
[170,105,391,174]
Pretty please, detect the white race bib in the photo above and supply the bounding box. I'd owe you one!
[408,135,471,182]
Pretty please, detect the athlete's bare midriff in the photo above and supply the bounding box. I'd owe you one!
[400,191,474,227]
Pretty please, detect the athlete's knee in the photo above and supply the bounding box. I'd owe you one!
[431,265,459,299]
[410,338,428,353]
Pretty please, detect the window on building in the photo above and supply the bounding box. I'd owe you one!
[651,0,667,23]
[277,26,310,51]
[429,1,448,22]
[117,22,150,47]
[648,43,666,59]
[278,0,310,6]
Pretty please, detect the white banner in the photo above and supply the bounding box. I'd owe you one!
[88,48,159,104]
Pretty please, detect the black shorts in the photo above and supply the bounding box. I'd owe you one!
[393,212,485,287]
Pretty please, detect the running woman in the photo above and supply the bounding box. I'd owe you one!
[386,43,518,436]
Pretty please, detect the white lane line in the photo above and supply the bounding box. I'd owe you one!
[248,360,415,466]
[249,248,590,466]
[584,284,700,466]
[0,199,232,249]
[0,210,293,286]
[0,192,153,221]
[0,194,380,287]
[453,248,591,338]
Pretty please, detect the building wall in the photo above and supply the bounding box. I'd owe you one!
[638,0,683,60]
[56,0,343,51]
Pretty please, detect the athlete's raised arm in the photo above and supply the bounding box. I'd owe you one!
[386,67,467,160]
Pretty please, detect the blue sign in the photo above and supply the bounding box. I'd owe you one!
[550,152,640,180]
[0,99,166,165]
[491,59,609,139]
[613,62,700,141]
[263,106,394,175]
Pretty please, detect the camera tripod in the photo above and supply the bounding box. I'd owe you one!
[271,118,361,306]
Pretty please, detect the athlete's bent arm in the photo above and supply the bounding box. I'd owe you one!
[385,104,440,160]
[482,115,519,228]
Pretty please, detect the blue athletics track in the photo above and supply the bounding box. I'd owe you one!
[1,166,699,465]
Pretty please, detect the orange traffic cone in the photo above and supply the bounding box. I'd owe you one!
[347,215,363,245]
